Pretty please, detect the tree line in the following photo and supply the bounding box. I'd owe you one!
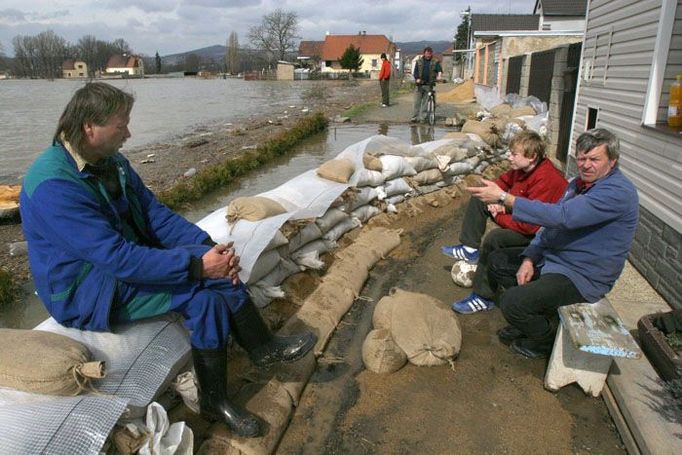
[9,30,133,79]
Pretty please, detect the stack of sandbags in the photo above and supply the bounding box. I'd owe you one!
[363,288,462,373]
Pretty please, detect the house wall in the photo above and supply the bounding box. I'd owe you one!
[501,36,582,59]
[540,17,586,31]
[570,0,682,308]
[322,52,393,75]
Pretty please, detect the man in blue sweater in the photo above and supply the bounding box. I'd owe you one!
[20,82,315,437]
[466,128,638,358]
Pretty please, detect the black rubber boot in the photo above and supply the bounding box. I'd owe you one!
[191,347,261,438]
[231,301,317,368]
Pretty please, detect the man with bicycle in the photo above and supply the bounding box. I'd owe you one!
[411,47,442,123]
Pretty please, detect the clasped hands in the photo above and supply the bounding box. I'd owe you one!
[201,242,242,284]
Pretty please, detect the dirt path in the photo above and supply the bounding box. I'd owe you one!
[275,190,625,454]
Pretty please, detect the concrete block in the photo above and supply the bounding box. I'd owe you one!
[662,225,681,250]
[655,259,679,285]
[634,223,652,246]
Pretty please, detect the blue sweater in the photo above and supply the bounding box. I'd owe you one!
[512,167,638,302]
[20,144,212,331]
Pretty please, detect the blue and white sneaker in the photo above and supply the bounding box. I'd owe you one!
[452,293,496,314]
[441,244,480,264]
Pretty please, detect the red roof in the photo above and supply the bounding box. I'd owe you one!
[298,41,324,57]
[321,34,394,60]
[106,54,142,69]
[62,60,76,70]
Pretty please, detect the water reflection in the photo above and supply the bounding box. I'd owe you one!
[410,124,435,143]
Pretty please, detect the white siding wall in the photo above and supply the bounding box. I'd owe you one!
[572,0,682,233]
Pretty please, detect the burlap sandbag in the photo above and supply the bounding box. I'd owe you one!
[362,153,383,172]
[410,168,443,185]
[226,196,286,224]
[383,289,462,367]
[316,158,355,183]
[490,103,512,117]
[0,329,105,396]
[0,185,21,219]
[443,131,469,140]
[461,120,501,148]
[509,106,537,118]
[362,329,408,374]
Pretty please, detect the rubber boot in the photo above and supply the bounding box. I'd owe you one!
[231,301,317,368]
[191,347,261,438]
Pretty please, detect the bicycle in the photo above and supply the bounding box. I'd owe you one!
[425,87,436,126]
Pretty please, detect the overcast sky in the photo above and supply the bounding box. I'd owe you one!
[0,0,536,56]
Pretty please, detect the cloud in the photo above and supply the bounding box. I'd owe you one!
[183,0,262,8]
[103,0,178,13]
[0,8,27,23]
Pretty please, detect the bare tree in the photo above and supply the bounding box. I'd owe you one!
[248,8,299,64]
[12,31,68,79]
[77,35,99,77]
[111,38,132,55]
[226,31,240,75]
[184,53,201,72]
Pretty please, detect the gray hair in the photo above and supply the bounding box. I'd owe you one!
[575,128,620,161]
[54,82,134,152]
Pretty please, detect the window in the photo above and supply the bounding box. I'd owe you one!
[586,107,599,130]
[372,59,377,67]
[325,61,332,67]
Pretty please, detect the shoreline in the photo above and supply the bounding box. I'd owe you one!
[0,80,380,308]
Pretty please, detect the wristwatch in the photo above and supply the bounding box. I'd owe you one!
[498,191,508,204]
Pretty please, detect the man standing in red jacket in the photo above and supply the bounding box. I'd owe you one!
[379,53,391,107]
[443,131,568,314]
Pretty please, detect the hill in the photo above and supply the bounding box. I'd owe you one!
[395,41,452,55]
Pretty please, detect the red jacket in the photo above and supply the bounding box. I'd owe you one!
[494,158,568,235]
[379,59,391,80]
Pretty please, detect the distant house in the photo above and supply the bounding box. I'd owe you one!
[297,40,324,68]
[276,61,295,80]
[320,32,396,78]
[105,54,144,76]
[533,0,587,32]
[62,60,88,78]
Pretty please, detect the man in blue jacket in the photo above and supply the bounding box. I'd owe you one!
[20,82,315,437]
[466,128,638,359]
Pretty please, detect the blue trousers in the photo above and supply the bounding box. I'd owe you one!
[112,278,249,350]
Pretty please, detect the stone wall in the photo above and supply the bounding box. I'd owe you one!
[629,205,682,309]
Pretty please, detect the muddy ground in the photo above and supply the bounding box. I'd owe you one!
[1,80,626,454]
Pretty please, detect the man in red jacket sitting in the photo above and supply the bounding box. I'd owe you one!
[443,130,568,314]
[378,53,392,107]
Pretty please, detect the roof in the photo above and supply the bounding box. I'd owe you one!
[298,41,323,57]
[321,34,394,60]
[62,60,75,70]
[471,14,539,32]
[106,55,142,69]
[534,0,587,16]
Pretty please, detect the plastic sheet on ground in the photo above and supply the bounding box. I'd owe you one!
[0,391,127,455]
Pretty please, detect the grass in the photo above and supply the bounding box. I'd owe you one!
[158,112,329,210]
[0,268,19,310]
[343,102,374,119]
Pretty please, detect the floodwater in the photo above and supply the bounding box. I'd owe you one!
[0,78,314,182]
[0,122,446,329]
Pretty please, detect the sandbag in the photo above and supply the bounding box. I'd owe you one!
[287,222,323,253]
[0,329,105,396]
[490,103,512,117]
[362,329,408,374]
[226,196,286,224]
[354,168,385,187]
[382,289,462,367]
[451,261,477,288]
[322,217,361,242]
[411,169,443,185]
[350,205,381,223]
[248,249,282,284]
[461,120,501,148]
[263,230,289,252]
[364,135,414,157]
[509,105,536,118]
[0,185,21,219]
[362,153,383,171]
[316,159,355,183]
[379,155,417,180]
[315,207,350,234]
[442,162,473,177]
[343,187,380,212]
[404,156,439,173]
[382,178,413,197]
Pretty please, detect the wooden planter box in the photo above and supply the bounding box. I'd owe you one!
[637,310,682,383]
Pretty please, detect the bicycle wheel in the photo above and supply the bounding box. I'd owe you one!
[427,95,436,126]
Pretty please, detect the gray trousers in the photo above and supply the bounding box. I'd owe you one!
[412,85,432,120]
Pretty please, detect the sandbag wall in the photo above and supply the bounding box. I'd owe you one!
[242,134,509,308]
